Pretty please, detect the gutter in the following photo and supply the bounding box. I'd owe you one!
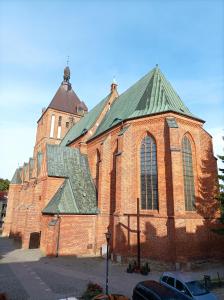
[87,110,205,143]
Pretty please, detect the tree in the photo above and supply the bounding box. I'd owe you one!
[0,178,10,191]
[212,153,224,235]
[217,154,224,223]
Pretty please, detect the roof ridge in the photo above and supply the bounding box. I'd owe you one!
[117,68,156,100]
[90,66,203,140]
[158,70,192,114]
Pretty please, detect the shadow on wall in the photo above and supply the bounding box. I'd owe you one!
[109,144,118,252]
[111,147,224,263]
[8,231,41,250]
[5,143,223,261]
[113,218,224,263]
[196,149,219,221]
[8,232,22,249]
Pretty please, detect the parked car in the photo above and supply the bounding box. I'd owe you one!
[132,280,191,300]
[160,272,217,300]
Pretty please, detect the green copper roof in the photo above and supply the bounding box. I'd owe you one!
[43,144,98,214]
[11,168,22,184]
[42,179,79,214]
[91,67,202,140]
[60,94,110,146]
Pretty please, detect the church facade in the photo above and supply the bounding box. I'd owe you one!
[3,66,224,263]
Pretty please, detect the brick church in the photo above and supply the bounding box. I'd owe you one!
[3,65,224,263]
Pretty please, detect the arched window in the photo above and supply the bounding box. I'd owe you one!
[96,149,101,194]
[182,136,195,211]
[140,135,158,210]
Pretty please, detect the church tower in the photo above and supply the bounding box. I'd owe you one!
[34,66,87,155]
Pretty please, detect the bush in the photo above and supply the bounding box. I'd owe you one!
[82,282,104,300]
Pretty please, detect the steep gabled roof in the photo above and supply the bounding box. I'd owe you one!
[11,168,22,184]
[42,179,79,214]
[48,82,87,115]
[60,94,110,146]
[43,144,98,214]
[91,66,203,140]
[37,67,88,123]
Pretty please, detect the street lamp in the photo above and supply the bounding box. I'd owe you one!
[105,229,111,295]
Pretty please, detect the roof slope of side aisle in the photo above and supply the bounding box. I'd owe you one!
[11,168,23,184]
[90,66,203,140]
[42,144,98,214]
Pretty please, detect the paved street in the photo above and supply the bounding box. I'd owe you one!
[0,236,224,300]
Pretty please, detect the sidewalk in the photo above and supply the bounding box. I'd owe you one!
[0,236,224,299]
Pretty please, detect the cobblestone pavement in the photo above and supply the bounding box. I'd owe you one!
[0,236,224,300]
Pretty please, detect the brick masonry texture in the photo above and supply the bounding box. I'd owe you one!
[3,78,224,263]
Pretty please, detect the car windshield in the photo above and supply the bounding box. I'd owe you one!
[185,281,209,296]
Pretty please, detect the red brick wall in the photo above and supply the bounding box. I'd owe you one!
[41,215,98,256]
[3,184,22,236]
[86,112,224,262]
[5,109,224,262]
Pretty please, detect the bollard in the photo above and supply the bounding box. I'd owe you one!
[204,275,211,290]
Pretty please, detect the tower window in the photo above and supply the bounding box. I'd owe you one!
[140,135,158,210]
[66,122,69,128]
[50,115,55,138]
[58,116,62,126]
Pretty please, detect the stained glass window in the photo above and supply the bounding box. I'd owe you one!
[182,136,195,211]
[140,135,158,210]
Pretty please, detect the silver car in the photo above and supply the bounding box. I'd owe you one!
[160,272,217,300]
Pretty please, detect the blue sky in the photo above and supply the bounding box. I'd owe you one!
[0,0,224,179]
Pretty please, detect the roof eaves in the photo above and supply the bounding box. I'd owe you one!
[42,211,99,216]
[37,106,82,123]
[87,110,204,143]
[65,131,87,146]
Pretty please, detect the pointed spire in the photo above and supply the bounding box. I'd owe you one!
[111,76,118,92]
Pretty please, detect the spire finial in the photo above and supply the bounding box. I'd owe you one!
[155,64,159,68]
[63,56,70,83]
[111,75,118,92]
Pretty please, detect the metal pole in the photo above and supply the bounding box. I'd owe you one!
[56,213,61,257]
[106,241,109,295]
[137,198,141,269]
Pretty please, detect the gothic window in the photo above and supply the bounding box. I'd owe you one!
[182,136,195,211]
[50,115,55,138]
[140,135,158,210]
[58,116,62,126]
[57,116,62,139]
[96,149,101,194]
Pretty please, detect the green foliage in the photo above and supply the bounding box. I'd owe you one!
[0,178,10,191]
[82,282,103,300]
